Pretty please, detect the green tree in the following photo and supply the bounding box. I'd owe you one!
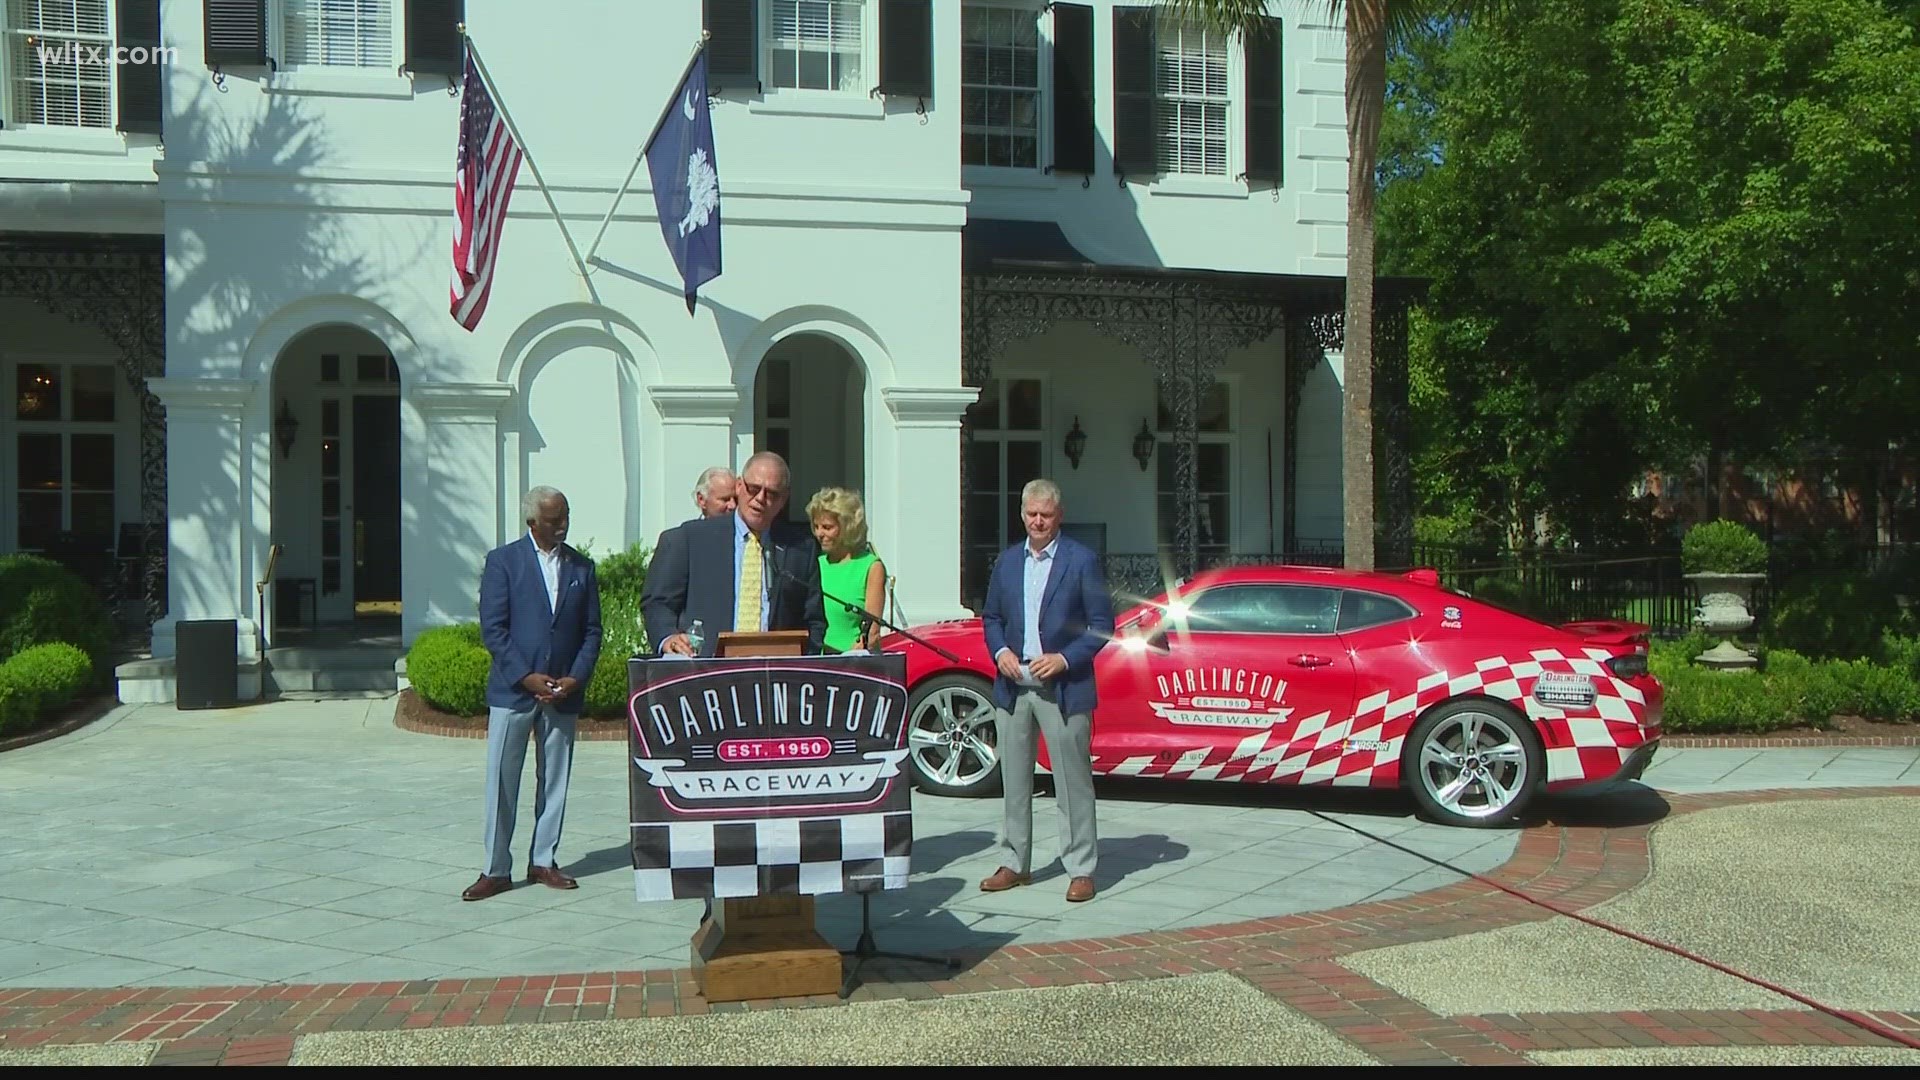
[1377,0,1920,548]
[1163,0,1510,570]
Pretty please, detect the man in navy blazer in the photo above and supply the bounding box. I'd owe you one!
[978,478,1114,903]
[641,452,826,658]
[463,486,602,902]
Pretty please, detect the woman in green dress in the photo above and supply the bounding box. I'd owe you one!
[805,487,887,654]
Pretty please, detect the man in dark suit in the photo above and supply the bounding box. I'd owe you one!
[463,486,603,902]
[641,451,826,657]
[977,479,1114,903]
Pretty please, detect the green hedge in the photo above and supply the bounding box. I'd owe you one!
[408,542,651,721]
[1681,520,1768,574]
[0,554,115,668]
[1767,570,1907,661]
[1652,631,1920,733]
[0,642,95,736]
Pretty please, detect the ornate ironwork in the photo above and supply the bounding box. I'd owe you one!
[963,270,1293,579]
[0,235,167,623]
[1282,313,1325,552]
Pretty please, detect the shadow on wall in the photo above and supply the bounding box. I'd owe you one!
[163,76,485,638]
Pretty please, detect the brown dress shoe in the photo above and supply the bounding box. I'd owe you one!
[462,874,512,901]
[979,867,1031,892]
[527,864,579,890]
[1065,876,1096,902]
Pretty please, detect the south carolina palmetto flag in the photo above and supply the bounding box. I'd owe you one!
[449,45,524,331]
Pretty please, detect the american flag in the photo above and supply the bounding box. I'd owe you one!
[449,46,523,331]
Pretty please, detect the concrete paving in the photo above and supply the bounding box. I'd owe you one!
[1,699,1915,991]
[286,971,1383,1066]
[1338,796,1920,1017]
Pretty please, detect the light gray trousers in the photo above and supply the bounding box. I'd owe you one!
[482,704,577,878]
[995,687,1099,879]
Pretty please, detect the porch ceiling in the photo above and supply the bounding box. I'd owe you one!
[959,217,1429,304]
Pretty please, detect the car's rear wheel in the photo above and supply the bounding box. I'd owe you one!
[905,674,1002,797]
[1403,699,1542,827]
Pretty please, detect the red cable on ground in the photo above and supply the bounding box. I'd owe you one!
[1315,810,1920,1052]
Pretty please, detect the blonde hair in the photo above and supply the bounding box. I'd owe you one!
[806,487,870,557]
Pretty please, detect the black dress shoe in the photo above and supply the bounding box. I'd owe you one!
[527,864,578,890]
[462,874,512,901]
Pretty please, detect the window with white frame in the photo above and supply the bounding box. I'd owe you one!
[11,359,119,553]
[1155,17,1229,176]
[2,0,114,129]
[961,3,1039,168]
[279,0,394,70]
[765,0,864,92]
[1156,379,1232,553]
[963,376,1046,602]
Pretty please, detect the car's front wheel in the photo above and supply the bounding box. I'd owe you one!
[905,674,1002,797]
[1403,699,1543,827]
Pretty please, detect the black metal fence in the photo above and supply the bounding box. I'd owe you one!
[1092,540,1917,636]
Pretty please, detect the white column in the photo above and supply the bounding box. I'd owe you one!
[646,385,741,544]
[882,386,979,625]
[147,377,261,665]
[408,381,515,642]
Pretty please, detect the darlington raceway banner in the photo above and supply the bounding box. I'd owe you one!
[626,653,913,903]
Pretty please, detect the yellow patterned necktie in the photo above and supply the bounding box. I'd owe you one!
[735,530,764,633]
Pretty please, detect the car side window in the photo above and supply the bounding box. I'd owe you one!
[1181,585,1342,635]
[1337,589,1418,632]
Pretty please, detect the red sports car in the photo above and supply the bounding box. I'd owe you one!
[877,565,1662,827]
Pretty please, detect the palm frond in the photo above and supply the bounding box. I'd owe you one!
[1155,0,1273,38]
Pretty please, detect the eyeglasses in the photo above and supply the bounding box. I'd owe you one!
[742,481,788,501]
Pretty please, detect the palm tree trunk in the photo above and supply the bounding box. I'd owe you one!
[1342,2,1386,571]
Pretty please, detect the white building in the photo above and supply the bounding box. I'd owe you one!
[0,0,1416,702]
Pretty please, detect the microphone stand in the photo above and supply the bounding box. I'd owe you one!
[766,546,964,664]
[767,544,963,994]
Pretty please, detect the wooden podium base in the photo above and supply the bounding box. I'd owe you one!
[690,895,843,1002]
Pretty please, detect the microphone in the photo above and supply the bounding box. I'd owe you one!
[764,542,962,664]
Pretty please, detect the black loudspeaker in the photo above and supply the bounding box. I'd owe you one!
[175,619,238,711]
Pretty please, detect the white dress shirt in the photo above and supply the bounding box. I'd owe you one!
[530,532,562,612]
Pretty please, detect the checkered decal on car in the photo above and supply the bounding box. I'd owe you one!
[1092,647,1655,793]
[630,811,912,902]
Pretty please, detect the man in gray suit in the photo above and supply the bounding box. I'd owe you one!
[464,486,602,901]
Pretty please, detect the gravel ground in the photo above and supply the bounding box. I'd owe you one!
[0,1042,158,1066]
[1338,797,1920,1017]
[288,972,1382,1066]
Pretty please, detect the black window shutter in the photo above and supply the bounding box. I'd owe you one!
[704,0,759,92]
[1111,6,1156,178]
[405,0,466,78]
[204,0,267,67]
[1243,16,1283,183]
[878,0,933,99]
[1050,3,1094,175]
[116,0,162,133]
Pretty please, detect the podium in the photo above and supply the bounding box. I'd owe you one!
[629,631,914,1003]
[691,630,836,1001]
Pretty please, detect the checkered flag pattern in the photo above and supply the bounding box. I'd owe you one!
[631,811,912,902]
[1093,647,1656,793]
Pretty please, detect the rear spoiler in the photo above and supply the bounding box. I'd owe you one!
[1559,619,1651,649]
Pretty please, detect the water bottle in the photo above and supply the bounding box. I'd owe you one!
[687,619,705,656]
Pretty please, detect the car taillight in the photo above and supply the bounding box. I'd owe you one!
[1606,653,1648,679]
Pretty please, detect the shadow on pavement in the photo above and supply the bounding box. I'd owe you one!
[1529,782,1674,829]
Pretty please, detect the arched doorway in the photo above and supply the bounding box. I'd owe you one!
[754,334,865,518]
[270,326,402,626]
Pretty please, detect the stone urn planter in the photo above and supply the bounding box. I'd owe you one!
[1687,571,1768,671]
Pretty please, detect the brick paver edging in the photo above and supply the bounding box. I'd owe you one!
[1662,733,1920,747]
[3,785,1915,1066]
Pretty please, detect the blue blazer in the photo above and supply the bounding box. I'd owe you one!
[980,535,1115,717]
[479,535,603,714]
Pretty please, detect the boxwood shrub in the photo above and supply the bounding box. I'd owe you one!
[405,623,490,717]
[0,642,95,736]
[0,554,115,668]
[1680,520,1768,574]
[1651,632,1920,733]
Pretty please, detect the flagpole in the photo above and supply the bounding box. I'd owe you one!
[584,32,711,266]
[459,25,592,283]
